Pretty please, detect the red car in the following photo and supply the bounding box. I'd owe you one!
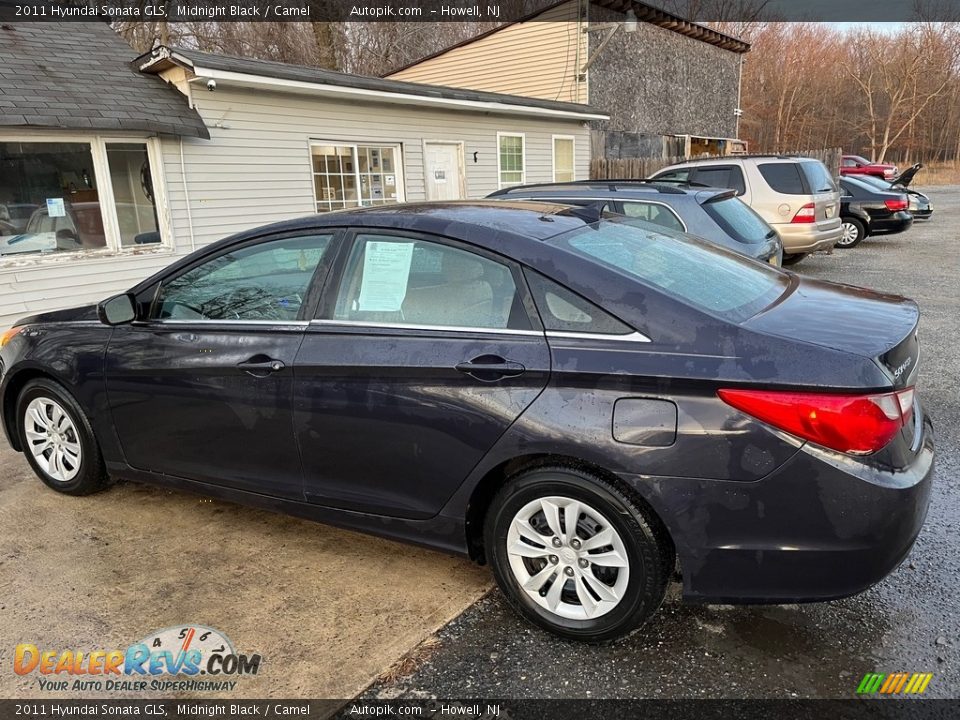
[841,154,899,180]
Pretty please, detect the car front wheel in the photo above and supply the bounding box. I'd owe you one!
[485,466,671,642]
[836,218,866,248]
[17,378,109,496]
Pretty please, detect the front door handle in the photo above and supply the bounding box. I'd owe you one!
[237,356,285,377]
[455,354,526,382]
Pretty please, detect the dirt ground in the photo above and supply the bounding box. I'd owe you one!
[0,436,491,699]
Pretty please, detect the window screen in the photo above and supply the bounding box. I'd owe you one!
[525,270,634,335]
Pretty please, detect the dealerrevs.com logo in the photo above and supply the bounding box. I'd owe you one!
[14,625,263,693]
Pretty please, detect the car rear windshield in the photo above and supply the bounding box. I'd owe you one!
[799,161,837,194]
[547,219,788,323]
[701,196,776,245]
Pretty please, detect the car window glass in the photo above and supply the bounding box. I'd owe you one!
[155,234,333,321]
[525,270,633,334]
[757,163,807,195]
[619,202,685,232]
[701,197,774,245]
[800,161,837,193]
[692,166,746,196]
[331,234,531,331]
[653,169,690,183]
[549,219,787,323]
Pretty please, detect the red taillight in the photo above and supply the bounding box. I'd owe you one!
[791,203,816,223]
[884,197,908,212]
[718,387,915,455]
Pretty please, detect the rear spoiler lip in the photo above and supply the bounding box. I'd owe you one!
[698,188,739,204]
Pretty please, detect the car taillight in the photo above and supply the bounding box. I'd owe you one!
[884,197,908,211]
[791,203,816,223]
[717,387,915,455]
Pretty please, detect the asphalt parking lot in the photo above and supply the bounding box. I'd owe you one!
[364,186,960,701]
[0,187,957,702]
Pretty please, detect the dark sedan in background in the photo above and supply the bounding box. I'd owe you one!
[836,176,914,248]
[856,167,933,220]
[488,180,783,265]
[0,202,933,642]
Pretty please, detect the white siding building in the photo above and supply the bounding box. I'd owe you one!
[0,27,606,329]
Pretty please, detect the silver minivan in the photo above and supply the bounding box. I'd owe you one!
[651,156,842,265]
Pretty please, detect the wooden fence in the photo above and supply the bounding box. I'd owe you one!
[590,148,843,180]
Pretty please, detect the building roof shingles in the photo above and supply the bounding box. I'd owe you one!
[0,22,209,138]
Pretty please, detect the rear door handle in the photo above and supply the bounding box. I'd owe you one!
[237,357,285,377]
[455,354,526,382]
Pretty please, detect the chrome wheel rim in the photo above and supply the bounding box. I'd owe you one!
[506,495,630,620]
[838,222,860,246]
[24,397,82,482]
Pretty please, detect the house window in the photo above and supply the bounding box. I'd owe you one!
[553,136,575,183]
[0,138,163,259]
[311,143,403,212]
[498,133,525,188]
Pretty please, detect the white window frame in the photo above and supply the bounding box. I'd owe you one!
[308,140,405,212]
[497,132,526,189]
[0,132,172,268]
[552,135,576,183]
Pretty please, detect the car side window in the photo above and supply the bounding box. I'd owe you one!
[693,165,747,196]
[653,168,690,183]
[757,163,807,195]
[619,202,685,232]
[842,158,857,167]
[154,234,333,321]
[524,270,634,335]
[330,234,532,331]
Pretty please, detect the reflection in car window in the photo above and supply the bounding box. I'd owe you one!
[549,219,787,323]
[525,270,633,334]
[619,202,685,232]
[701,197,775,245]
[155,235,332,321]
[331,234,531,330]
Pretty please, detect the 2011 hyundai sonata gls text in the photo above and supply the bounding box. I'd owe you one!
[0,201,934,642]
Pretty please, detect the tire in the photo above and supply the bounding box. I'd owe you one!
[484,465,672,642]
[16,378,109,496]
[836,218,866,248]
[781,252,808,266]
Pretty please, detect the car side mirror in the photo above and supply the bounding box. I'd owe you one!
[98,293,137,326]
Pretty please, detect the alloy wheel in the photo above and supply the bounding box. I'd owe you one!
[23,397,82,483]
[506,495,630,620]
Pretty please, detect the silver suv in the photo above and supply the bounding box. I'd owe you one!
[651,156,842,264]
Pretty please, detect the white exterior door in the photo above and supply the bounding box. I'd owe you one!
[424,143,464,201]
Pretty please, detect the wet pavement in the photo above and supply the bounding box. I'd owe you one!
[365,186,960,700]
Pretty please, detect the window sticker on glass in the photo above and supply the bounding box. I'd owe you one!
[46,198,66,218]
[358,241,415,312]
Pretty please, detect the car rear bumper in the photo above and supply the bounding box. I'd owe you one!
[870,212,914,234]
[623,411,934,603]
[775,221,842,254]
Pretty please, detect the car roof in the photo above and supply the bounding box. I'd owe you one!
[490,180,699,197]
[666,155,820,165]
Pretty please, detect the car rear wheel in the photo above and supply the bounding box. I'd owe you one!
[484,466,671,642]
[781,252,808,266]
[17,378,109,496]
[836,218,866,248]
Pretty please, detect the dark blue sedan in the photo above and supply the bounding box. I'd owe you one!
[0,201,933,641]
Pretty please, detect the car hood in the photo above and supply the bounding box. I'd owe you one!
[15,304,99,327]
[743,276,920,387]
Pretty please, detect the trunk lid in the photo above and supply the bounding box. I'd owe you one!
[744,276,920,389]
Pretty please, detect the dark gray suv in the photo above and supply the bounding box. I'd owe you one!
[488,181,783,265]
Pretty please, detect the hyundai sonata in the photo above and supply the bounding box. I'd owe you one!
[0,201,933,641]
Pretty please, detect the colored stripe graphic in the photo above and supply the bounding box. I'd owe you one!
[857,672,932,695]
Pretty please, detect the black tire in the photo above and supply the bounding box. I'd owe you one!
[16,378,109,496]
[781,252,808,266]
[836,218,866,248]
[484,465,672,642]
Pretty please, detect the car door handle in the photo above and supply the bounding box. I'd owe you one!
[455,355,526,382]
[237,357,285,377]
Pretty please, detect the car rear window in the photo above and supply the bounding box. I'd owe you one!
[548,219,788,323]
[800,161,837,194]
[757,163,807,195]
[701,197,775,245]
